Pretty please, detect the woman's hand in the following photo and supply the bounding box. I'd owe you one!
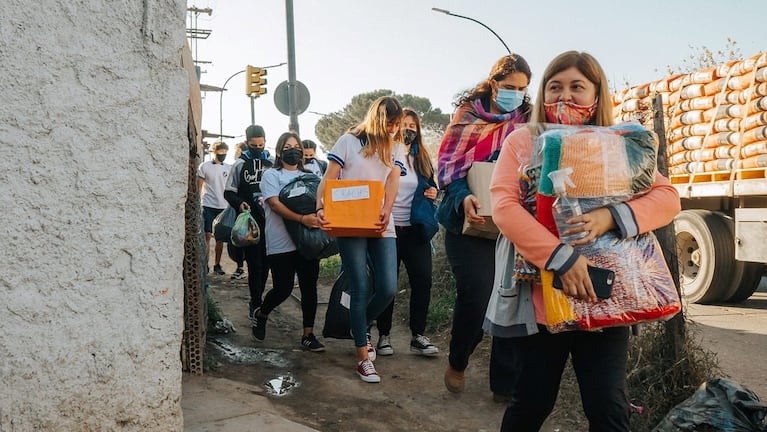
[239,202,250,212]
[564,207,616,246]
[376,208,391,232]
[424,187,438,200]
[301,213,320,229]
[557,255,597,302]
[316,209,330,230]
[462,194,485,224]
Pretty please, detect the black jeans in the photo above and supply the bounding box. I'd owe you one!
[261,251,320,329]
[227,242,245,267]
[242,230,268,310]
[377,225,433,337]
[501,326,631,432]
[444,232,495,366]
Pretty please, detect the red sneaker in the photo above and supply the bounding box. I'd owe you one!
[357,359,381,383]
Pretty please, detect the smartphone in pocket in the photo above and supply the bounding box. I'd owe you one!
[553,266,615,299]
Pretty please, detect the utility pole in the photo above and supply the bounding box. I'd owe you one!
[285,0,299,134]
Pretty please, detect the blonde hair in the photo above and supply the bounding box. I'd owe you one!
[532,51,614,126]
[349,96,403,167]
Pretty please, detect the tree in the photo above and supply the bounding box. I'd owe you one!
[664,37,742,75]
[314,90,450,153]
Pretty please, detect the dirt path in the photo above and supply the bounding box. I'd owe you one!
[204,264,512,432]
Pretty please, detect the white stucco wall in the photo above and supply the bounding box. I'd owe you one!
[0,1,188,430]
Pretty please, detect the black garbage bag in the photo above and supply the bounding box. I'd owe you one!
[285,222,339,260]
[322,267,374,340]
[279,174,320,215]
[212,206,236,242]
[279,173,338,259]
[653,378,767,432]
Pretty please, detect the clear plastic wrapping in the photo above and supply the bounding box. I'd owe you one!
[542,197,681,333]
[512,122,680,333]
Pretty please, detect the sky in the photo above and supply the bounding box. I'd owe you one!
[187,0,766,161]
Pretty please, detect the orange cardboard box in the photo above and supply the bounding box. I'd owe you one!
[324,179,385,238]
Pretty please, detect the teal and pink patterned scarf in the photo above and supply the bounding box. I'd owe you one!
[437,99,528,188]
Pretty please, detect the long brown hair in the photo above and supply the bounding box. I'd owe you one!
[402,108,434,179]
[349,96,403,167]
[531,51,614,126]
[455,53,532,108]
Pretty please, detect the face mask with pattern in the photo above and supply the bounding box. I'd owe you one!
[543,99,598,125]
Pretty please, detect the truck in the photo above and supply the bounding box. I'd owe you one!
[613,51,767,303]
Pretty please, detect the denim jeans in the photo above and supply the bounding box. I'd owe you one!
[336,236,398,348]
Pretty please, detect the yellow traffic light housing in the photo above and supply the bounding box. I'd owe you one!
[245,65,267,97]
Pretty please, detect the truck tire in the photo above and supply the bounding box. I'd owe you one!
[674,210,734,303]
[725,262,763,303]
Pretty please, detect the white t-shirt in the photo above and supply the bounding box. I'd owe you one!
[327,134,406,237]
[392,154,418,226]
[261,168,315,255]
[304,159,324,176]
[197,160,231,209]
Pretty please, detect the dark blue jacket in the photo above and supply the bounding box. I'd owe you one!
[410,172,439,243]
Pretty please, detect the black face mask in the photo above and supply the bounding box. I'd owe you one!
[215,154,226,163]
[403,129,417,145]
[281,148,303,165]
[249,146,263,158]
[304,157,315,164]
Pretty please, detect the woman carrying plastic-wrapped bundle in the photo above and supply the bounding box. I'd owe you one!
[489,51,681,431]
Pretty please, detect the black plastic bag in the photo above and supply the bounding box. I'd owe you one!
[279,174,320,215]
[653,378,767,432]
[286,222,339,260]
[322,267,374,340]
[212,206,236,242]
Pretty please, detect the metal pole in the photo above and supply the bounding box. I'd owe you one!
[250,96,255,125]
[219,69,246,140]
[285,0,299,134]
[431,8,511,54]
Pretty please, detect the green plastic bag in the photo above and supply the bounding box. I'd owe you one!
[230,208,260,247]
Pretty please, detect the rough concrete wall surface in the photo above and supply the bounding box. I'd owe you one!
[0,1,188,430]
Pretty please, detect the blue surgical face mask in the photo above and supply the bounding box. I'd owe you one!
[495,88,525,113]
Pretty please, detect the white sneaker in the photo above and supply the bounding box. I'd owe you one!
[377,334,394,356]
[357,359,381,383]
[366,333,376,362]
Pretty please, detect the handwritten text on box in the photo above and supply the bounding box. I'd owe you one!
[331,185,370,202]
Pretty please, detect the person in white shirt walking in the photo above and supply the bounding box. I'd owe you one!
[197,141,231,275]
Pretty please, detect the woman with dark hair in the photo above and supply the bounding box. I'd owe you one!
[436,54,533,395]
[251,132,325,352]
[373,108,439,357]
[317,96,406,383]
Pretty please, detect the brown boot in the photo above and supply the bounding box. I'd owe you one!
[444,366,465,393]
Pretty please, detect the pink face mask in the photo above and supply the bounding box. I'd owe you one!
[543,100,598,125]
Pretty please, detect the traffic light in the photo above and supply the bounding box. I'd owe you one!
[245,65,267,97]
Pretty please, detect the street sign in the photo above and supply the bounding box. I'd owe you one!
[274,80,310,116]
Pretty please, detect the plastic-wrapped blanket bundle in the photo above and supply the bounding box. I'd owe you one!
[534,123,681,332]
[541,197,681,332]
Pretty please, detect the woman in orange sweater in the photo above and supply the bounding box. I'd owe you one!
[490,51,680,431]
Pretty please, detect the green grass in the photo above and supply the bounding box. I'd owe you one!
[318,254,342,285]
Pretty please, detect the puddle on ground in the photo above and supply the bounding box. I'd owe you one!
[264,374,299,396]
[208,338,291,368]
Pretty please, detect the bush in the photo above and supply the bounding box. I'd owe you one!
[318,254,342,285]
